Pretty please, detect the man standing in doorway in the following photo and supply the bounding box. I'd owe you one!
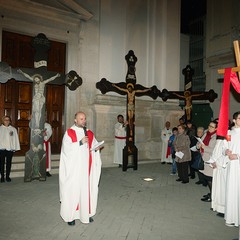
[113,114,128,167]
[161,121,172,164]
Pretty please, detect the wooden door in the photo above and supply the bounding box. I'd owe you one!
[46,84,65,153]
[1,30,66,155]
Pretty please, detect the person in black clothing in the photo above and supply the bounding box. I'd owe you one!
[186,120,197,179]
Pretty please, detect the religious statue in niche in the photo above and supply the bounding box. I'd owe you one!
[112,82,151,136]
[18,70,60,128]
[172,90,204,121]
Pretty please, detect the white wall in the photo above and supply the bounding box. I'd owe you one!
[0,0,183,166]
[206,0,240,120]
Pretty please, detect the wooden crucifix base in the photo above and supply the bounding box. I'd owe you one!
[123,145,138,171]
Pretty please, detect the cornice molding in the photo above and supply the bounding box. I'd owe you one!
[0,0,93,28]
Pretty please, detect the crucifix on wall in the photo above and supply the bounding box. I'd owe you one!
[96,50,160,171]
[0,33,82,182]
[161,65,218,122]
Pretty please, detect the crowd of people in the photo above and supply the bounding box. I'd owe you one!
[162,113,240,228]
[1,110,239,230]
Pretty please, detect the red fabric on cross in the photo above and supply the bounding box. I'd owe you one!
[217,68,240,137]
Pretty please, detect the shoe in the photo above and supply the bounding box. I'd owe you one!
[68,220,75,226]
[6,177,11,182]
[89,217,94,223]
[170,172,177,175]
[190,176,195,179]
[225,223,235,227]
[161,162,166,164]
[181,180,189,184]
[1,178,5,183]
[201,196,211,202]
[118,164,122,168]
[176,178,182,182]
[46,172,52,177]
[216,213,224,218]
[202,193,210,198]
[195,181,202,185]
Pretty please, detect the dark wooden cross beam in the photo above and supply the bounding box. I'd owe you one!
[0,33,82,182]
[96,50,160,171]
[161,65,218,122]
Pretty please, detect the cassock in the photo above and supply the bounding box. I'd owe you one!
[223,128,240,227]
[59,125,102,224]
[210,139,227,214]
[44,122,52,172]
[113,122,126,165]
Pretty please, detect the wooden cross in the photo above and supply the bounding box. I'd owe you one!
[96,50,160,171]
[0,33,82,182]
[218,40,240,75]
[161,65,218,122]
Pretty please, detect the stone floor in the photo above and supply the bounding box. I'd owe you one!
[0,162,238,240]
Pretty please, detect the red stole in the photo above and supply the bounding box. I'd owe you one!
[67,128,94,214]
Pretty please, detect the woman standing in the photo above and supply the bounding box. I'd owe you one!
[173,124,191,183]
[198,120,218,202]
[0,116,20,182]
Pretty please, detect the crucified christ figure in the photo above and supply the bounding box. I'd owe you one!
[18,69,60,128]
[173,90,204,121]
[112,83,151,136]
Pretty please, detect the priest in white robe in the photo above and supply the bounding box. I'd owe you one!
[161,121,172,164]
[222,111,240,227]
[59,112,102,225]
[113,114,127,166]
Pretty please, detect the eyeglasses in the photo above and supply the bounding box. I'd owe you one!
[208,125,215,128]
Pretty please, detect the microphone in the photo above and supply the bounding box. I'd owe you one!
[83,127,88,148]
[83,126,88,136]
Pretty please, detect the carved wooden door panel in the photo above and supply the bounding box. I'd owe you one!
[46,84,65,153]
[0,80,65,155]
[0,80,32,155]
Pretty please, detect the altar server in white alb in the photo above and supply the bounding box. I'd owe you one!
[161,121,172,164]
[59,111,102,226]
[210,137,227,215]
[0,115,20,182]
[222,111,240,227]
[44,122,52,177]
[113,114,128,167]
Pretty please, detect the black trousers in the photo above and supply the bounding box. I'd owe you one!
[188,151,196,177]
[0,150,14,179]
[176,161,189,182]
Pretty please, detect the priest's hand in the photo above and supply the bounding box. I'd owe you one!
[81,136,88,144]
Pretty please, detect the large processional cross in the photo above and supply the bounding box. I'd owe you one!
[96,50,160,171]
[0,33,82,182]
[161,65,218,122]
